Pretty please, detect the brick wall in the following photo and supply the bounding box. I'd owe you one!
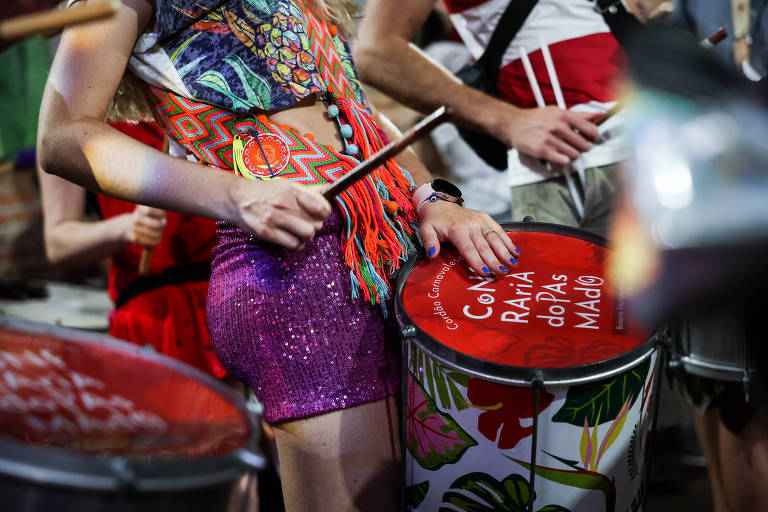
[0,162,55,280]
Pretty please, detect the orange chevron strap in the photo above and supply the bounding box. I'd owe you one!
[146,85,418,307]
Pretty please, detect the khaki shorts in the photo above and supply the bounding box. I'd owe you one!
[509,163,620,239]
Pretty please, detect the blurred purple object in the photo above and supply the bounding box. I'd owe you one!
[14,147,36,170]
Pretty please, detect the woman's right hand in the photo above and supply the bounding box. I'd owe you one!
[231,180,332,250]
[121,205,167,247]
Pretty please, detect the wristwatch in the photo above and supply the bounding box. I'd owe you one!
[412,179,464,214]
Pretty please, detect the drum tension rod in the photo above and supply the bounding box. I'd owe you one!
[528,372,544,512]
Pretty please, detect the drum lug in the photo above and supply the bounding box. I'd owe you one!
[109,458,136,496]
[655,327,673,349]
[400,325,417,339]
[743,371,753,403]
[237,449,268,473]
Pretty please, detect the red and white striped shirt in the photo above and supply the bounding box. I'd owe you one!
[445,0,628,185]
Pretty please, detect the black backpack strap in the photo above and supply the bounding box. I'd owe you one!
[592,0,645,48]
[477,0,539,94]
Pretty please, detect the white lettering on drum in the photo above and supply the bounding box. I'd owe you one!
[423,257,462,330]
[0,347,169,438]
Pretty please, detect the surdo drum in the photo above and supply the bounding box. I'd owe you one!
[0,315,265,511]
[671,311,756,384]
[395,223,661,512]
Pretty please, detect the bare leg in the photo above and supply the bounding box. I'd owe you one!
[692,407,731,512]
[273,395,401,512]
[718,410,768,511]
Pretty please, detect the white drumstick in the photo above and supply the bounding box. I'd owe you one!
[521,43,584,219]
[519,48,545,109]
[538,38,586,217]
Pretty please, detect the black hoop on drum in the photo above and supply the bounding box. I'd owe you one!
[0,315,266,512]
[396,221,665,512]
[395,222,662,387]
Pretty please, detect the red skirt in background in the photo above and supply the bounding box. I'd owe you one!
[102,121,226,379]
[109,280,226,378]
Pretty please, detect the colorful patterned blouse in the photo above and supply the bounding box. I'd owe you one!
[130,0,417,307]
[131,0,366,113]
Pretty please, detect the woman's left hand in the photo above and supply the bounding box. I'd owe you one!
[418,201,520,277]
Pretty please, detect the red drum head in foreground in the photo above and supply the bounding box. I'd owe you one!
[0,325,249,457]
[401,229,651,368]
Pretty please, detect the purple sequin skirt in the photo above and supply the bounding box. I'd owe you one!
[206,208,400,423]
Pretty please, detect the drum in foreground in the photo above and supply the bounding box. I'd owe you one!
[395,223,660,512]
[0,315,264,512]
[671,311,755,383]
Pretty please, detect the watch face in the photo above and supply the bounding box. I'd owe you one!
[432,178,462,198]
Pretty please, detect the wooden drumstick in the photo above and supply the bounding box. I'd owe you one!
[0,0,118,40]
[138,247,151,275]
[700,27,728,49]
[592,101,623,127]
[323,106,451,200]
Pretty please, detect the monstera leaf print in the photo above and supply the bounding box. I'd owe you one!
[406,481,430,509]
[409,344,469,412]
[552,358,651,427]
[440,472,570,512]
[467,379,554,449]
[407,372,477,470]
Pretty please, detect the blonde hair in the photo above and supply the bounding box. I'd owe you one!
[310,0,359,36]
[106,70,154,122]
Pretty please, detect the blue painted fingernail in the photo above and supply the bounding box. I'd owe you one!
[514,248,521,256]
[499,265,508,272]
[481,266,490,274]
[510,257,518,265]
[427,246,436,257]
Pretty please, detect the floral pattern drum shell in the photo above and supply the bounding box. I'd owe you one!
[397,225,660,512]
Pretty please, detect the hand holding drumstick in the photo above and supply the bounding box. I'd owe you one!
[121,206,166,274]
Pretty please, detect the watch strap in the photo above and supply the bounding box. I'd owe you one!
[412,181,464,214]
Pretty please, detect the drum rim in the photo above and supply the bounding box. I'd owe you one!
[0,314,259,491]
[394,221,661,386]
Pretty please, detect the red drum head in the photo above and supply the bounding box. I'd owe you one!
[400,226,651,369]
[0,320,250,458]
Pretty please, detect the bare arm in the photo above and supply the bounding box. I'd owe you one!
[354,0,599,165]
[37,0,330,250]
[37,164,168,267]
[372,108,518,274]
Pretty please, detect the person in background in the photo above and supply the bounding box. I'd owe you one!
[354,0,633,238]
[662,4,768,510]
[38,114,226,379]
[669,0,768,81]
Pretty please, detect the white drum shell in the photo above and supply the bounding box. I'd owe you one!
[404,340,659,512]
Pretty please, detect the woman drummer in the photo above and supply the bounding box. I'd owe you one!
[37,0,519,509]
